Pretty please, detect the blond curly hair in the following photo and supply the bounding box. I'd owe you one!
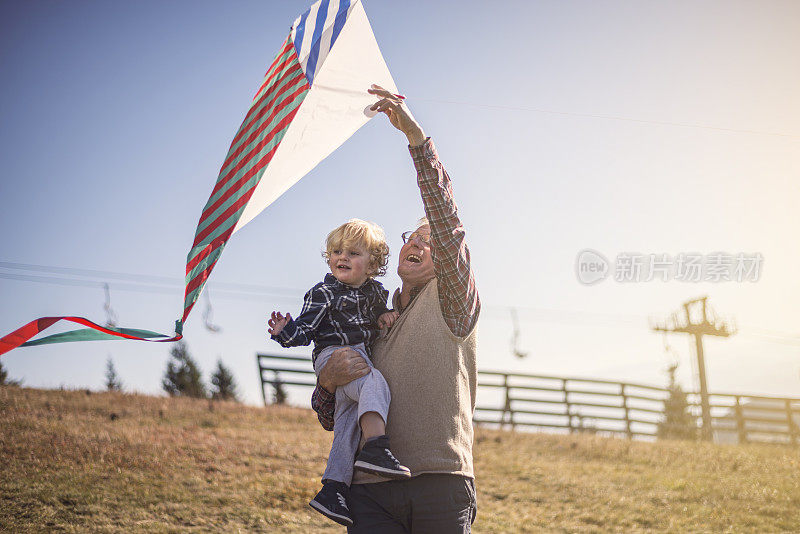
[323,219,390,277]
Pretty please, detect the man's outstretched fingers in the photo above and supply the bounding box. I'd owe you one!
[368,83,391,96]
[370,97,397,112]
[373,100,396,114]
[368,82,425,144]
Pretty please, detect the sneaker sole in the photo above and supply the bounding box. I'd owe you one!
[353,460,412,479]
[309,500,354,527]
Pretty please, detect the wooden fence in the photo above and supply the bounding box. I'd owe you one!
[257,352,800,445]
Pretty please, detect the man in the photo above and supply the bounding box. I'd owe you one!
[311,84,480,533]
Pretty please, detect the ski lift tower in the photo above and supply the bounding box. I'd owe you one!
[651,296,736,440]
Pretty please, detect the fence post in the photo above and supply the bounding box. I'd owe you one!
[501,374,514,430]
[562,379,573,434]
[621,384,632,440]
[257,358,267,406]
[786,399,797,446]
[734,396,747,444]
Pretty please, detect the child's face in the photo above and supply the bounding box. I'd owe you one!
[328,242,373,287]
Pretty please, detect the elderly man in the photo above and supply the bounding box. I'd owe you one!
[310,85,480,533]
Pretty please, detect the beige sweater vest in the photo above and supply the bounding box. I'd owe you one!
[352,279,478,484]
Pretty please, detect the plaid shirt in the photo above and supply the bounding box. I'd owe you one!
[272,273,389,362]
[311,138,480,430]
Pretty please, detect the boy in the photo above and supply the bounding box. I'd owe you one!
[268,218,410,527]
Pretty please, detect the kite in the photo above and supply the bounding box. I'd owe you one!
[0,0,397,357]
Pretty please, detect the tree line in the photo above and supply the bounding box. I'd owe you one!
[0,342,239,401]
[2,351,698,436]
[102,340,240,401]
[159,341,239,401]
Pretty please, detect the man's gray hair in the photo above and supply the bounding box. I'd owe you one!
[416,216,430,229]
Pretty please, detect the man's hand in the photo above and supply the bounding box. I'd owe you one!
[368,84,426,146]
[267,311,291,336]
[377,311,399,329]
[317,347,370,392]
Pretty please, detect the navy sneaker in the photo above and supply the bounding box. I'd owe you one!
[354,435,411,479]
[309,480,353,527]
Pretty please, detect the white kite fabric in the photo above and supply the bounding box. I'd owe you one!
[180,0,397,324]
[0,0,397,356]
[234,0,397,233]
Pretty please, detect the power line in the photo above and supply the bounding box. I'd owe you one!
[0,272,295,303]
[0,261,301,296]
[1,264,640,327]
[417,98,800,140]
[482,303,646,328]
[482,304,800,346]
[742,331,800,347]
[0,272,160,292]
[2,263,798,346]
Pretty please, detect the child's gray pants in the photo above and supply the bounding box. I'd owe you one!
[313,343,391,486]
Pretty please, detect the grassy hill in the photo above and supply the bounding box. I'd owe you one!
[2,386,799,533]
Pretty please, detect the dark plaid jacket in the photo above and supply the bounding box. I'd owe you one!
[311,138,480,430]
[271,273,390,362]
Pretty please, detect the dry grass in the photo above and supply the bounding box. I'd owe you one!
[1,386,799,533]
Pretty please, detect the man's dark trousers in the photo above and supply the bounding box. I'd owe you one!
[347,474,477,533]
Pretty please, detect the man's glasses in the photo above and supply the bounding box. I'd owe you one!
[401,231,431,244]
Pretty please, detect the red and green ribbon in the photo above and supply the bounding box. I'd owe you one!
[0,317,182,357]
[0,37,307,359]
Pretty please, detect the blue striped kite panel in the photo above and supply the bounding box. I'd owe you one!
[292,0,355,85]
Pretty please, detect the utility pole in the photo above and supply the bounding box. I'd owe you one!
[651,296,736,440]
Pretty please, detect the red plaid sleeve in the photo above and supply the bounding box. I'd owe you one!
[410,138,480,337]
[310,381,335,431]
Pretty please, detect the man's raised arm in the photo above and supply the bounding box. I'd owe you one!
[411,139,479,337]
[368,85,480,337]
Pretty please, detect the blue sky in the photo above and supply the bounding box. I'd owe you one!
[1,0,798,405]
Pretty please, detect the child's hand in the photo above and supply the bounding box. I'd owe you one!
[268,311,292,336]
[377,311,399,329]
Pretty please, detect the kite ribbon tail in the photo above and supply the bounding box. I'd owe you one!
[0,316,183,357]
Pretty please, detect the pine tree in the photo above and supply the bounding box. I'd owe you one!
[657,363,698,440]
[210,359,239,401]
[162,341,206,398]
[272,371,287,405]
[0,361,20,386]
[105,357,123,391]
